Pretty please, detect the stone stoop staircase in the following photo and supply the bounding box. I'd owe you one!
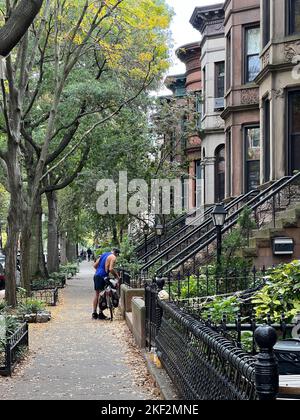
[243,203,300,264]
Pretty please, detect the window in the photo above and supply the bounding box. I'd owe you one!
[195,160,202,208]
[288,0,300,34]
[245,27,260,83]
[203,67,206,115]
[245,127,260,191]
[226,32,231,91]
[288,91,300,174]
[195,93,202,130]
[263,0,270,47]
[263,98,270,182]
[215,62,225,98]
[215,145,225,203]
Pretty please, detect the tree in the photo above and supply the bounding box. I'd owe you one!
[0,0,44,57]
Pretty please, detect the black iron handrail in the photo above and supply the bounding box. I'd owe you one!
[139,205,214,262]
[159,174,296,276]
[140,190,259,274]
[134,207,199,255]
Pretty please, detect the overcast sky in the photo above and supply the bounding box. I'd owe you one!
[166,0,218,74]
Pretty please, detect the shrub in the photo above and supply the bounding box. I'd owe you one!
[252,260,300,323]
[17,298,46,316]
[200,295,240,323]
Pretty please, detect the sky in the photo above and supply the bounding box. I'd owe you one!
[166,0,218,74]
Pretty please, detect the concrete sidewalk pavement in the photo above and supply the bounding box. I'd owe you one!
[0,262,159,400]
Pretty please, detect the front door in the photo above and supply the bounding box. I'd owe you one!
[289,91,300,174]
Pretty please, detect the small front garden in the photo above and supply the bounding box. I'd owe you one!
[176,260,300,356]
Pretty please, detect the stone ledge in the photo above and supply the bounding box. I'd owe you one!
[143,352,179,401]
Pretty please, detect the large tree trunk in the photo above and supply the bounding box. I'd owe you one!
[29,196,47,280]
[59,232,67,265]
[46,190,59,274]
[5,218,19,306]
[0,0,44,57]
[20,220,31,294]
[5,145,23,306]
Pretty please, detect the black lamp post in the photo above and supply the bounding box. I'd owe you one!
[212,203,227,265]
[143,224,150,255]
[155,223,164,252]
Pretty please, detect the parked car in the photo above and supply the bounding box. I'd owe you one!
[0,252,21,290]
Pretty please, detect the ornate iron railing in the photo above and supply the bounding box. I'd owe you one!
[32,288,59,306]
[135,209,199,258]
[139,206,214,263]
[145,283,279,400]
[0,323,29,376]
[163,265,267,300]
[31,276,65,291]
[156,301,257,400]
[140,191,258,275]
[158,173,300,277]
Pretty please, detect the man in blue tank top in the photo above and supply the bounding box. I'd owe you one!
[92,248,120,320]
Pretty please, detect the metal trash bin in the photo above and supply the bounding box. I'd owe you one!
[274,339,300,375]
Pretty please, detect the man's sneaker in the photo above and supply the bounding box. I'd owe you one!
[92,312,98,320]
[98,312,108,320]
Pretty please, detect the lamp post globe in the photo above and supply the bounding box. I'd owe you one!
[212,203,227,227]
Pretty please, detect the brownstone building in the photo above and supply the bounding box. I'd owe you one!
[176,42,202,209]
[222,0,261,198]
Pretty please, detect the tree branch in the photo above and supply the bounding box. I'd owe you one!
[0,0,44,57]
[41,144,90,194]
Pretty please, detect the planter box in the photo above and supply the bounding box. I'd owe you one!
[31,277,65,290]
[32,288,59,306]
[0,323,29,376]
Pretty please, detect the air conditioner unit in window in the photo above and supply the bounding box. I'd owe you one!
[214,97,224,111]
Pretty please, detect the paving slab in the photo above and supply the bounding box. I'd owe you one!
[0,262,159,400]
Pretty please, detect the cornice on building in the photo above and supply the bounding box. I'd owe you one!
[190,4,225,36]
[221,103,259,120]
[164,74,187,95]
[176,42,201,63]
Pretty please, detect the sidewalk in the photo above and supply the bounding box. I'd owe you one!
[0,262,159,400]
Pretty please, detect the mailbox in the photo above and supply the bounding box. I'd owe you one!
[272,237,294,255]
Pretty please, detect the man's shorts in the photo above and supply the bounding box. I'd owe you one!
[94,275,106,291]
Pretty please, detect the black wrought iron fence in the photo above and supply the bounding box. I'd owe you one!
[119,269,147,289]
[156,301,258,400]
[145,282,281,400]
[162,265,267,302]
[0,323,29,376]
[32,288,59,306]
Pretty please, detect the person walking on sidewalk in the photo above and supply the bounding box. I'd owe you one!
[87,248,93,262]
[92,248,120,320]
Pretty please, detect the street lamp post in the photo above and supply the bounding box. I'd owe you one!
[143,224,150,255]
[212,203,227,292]
[155,223,164,252]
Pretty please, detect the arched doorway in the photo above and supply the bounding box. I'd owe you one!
[215,145,225,203]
